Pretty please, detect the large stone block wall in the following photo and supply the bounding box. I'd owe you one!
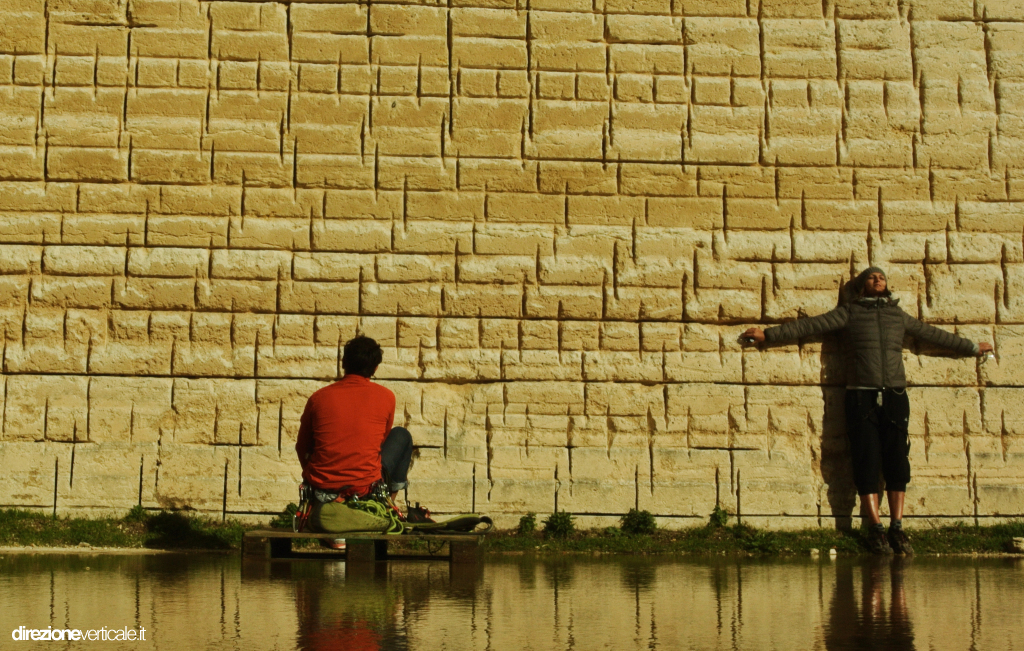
[0,0,1022,527]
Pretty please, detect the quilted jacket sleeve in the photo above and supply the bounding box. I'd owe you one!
[902,312,979,356]
[763,306,850,344]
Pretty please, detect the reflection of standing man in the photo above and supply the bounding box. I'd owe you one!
[824,558,915,651]
[742,268,992,554]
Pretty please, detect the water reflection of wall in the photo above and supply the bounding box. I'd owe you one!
[1,555,1023,650]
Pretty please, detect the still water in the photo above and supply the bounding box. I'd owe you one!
[1,552,1021,650]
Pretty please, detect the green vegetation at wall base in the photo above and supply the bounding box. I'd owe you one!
[1,509,1022,556]
[0,508,246,550]
[481,521,1024,556]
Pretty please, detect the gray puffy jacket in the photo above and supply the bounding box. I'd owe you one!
[763,296,978,389]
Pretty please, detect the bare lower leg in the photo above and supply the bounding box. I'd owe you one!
[389,492,398,503]
[861,493,882,526]
[887,491,905,522]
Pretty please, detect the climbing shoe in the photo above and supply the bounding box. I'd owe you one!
[887,526,914,555]
[405,502,435,524]
[866,527,893,555]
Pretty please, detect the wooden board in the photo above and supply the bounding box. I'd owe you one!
[242,529,482,564]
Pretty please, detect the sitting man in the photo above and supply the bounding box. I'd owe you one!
[295,335,413,538]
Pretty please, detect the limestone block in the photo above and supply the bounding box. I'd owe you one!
[257,344,338,380]
[684,287,762,321]
[762,19,837,78]
[687,105,760,163]
[195,279,276,312]
[4,375,88,442]
[421,348,502,381]
[63,443,158,510]
[486,445,566,513]
[170,378,258,445]
[912,21,987,81]
[712,231,790,264]
[127,247,208,278]
[226,216,309,250]
[88,377,173,444]
[730,449,817,517]
[998,264,1024,322]
[506,381,584,414]
[643,448,729,516]
[89,337,172,375]
[724,198,799,230]
[583,351,663,382]
[444,284,523,317]
[911,387,982,436]
[0,442,72,508]
[604,286,684,321]
[524,285,602,319]
[255,378,325,451]
[903,344,978,387]
[919,264,999,324]
[153,443,237,512]
[988,23,1024,80]
[904,436,972,516]
[502,350,582,380]
[979,331,1024,386]
[225,446,303,513]
[684,18,760,76]
[766,288,846,322]
[536,163,612,197]
[958,201,1024,233]
[172,341,240,378]
[3,308,92,374]
[744,385,824,442]
[405,448,476,513]
[837,20,912,80]
[665,383,745,445]
[560,447,650,513]
[981,387,1024,435]
[611,103,687,161]
[57,215,140,248]
[973,439,1024,516]
[0,6,45,54]
[458,255,535,284]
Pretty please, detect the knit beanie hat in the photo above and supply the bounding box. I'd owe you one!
[854,266,887,295]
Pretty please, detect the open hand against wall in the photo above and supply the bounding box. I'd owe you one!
[741,328,765,344]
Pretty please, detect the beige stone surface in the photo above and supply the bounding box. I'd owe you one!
[0,0,1020,526]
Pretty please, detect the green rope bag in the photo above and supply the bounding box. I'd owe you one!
[345,497,405,535]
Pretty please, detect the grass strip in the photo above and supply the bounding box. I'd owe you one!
[482,520,1024,556]
[0,508,1021,556]
[0,507,246,551]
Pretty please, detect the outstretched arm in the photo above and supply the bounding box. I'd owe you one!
[902,313,990,356]
[743,306,850,346]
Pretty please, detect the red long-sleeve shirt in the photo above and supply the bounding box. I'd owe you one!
[295,375,395,496]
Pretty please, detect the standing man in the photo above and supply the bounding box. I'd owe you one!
[296,336,414,537]
[742,267,993,554]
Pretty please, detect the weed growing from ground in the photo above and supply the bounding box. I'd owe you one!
[517,513,537,535]
[543,511,576,538]
[709,505,729,528]
[271,503,298,529]
[620,509,657,535]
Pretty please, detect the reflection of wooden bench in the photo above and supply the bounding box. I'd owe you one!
[242,530,482,564]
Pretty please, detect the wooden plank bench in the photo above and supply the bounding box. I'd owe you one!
[242,530,482,564]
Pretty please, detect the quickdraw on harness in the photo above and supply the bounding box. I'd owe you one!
[293,483,314,532]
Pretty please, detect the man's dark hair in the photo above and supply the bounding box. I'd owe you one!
[342,336,383,378]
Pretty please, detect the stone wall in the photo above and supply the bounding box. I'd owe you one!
[0,0,1022,527]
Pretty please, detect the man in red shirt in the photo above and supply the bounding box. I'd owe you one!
[295,336,413,527]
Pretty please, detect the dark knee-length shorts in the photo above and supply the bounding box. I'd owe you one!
[844,389,911,495]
